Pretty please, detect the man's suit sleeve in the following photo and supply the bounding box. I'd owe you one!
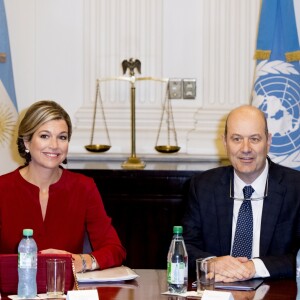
[182,174,216,274]
[259,164,300,278]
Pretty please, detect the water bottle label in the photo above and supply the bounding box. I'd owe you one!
[18,252,37,269]
[167,262,185,284]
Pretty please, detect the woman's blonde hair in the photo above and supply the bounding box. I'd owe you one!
[17,100,72,164]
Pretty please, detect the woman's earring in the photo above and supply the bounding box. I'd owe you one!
[25,149,29,153]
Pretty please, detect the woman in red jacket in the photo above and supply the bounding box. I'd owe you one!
[0,100,126,272]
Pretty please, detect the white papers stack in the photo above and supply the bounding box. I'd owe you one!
[8,294,66,299]
[76,266,139,283]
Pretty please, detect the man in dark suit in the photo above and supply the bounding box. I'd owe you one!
[182,105,300,282]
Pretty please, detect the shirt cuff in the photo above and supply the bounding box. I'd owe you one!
[251,258,270,278]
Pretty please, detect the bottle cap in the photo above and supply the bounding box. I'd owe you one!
[23,229,33,236]
[173,226,183,234]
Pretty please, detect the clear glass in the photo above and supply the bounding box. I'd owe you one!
[46,259,66,296]
[196,258,215,293]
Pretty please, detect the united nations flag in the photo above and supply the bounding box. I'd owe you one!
[252,0,300,171]
[0,0,19,175]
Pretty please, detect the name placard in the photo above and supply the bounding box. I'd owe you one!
[67,289,98,300]
[202,290,234,300]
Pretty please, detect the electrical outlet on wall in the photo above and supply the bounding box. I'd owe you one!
[169,79,183,99]
[183,79,196,99]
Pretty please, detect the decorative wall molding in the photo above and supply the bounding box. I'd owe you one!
[71,0,261,160]
[5,0,299,166]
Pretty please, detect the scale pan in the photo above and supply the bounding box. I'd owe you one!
[155,145,180,153]
[85,144,111,153]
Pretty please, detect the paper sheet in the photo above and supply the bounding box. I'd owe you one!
[76,265,139,283]
[8,294,66,299]
[162,291,202,298]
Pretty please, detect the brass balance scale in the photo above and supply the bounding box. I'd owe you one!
[85,79,111,153]
[155,80,180,154]
[85,58,180,169]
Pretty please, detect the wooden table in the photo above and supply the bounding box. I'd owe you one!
[1,269,297,299]
[80,269,297,300]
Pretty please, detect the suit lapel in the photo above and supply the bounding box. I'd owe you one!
[215,168,234,255]
[259,164,285,256]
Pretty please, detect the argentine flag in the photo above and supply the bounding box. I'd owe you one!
[0,0,19,175]
[252,0,300,171]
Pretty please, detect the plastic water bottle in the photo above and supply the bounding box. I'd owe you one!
[167,225,188,293]
[18,229,38,298]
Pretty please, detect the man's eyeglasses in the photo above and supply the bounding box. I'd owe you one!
[229,174,268,201]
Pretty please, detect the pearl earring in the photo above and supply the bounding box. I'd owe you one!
[25,149,29,153]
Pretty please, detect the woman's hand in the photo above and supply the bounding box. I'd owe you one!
[39,248,71,255]
[71,253,97,273]
[40,249,96,273]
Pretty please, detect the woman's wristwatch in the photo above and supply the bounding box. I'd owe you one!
[79,254,87,273]
[89,254,97,270]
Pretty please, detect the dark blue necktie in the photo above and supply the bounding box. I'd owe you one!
[232,185,255,259]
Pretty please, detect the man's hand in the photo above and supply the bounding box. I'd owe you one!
[213,256,255,282]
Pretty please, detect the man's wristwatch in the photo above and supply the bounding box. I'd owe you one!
[90,254,97,270]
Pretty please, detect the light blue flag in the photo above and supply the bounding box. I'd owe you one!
[252,0,300,171]
[0,0,19,174]
[0,0,17,109]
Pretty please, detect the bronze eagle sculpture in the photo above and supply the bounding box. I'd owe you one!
[122,58,141,76]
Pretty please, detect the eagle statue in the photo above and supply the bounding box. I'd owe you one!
[122,58,141,76]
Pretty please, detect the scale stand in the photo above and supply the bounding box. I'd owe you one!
[121,59,171,169]
[121,71,145,169]
[120,58,145,169]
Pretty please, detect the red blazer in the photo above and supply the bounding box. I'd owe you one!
[0,168,126,270]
